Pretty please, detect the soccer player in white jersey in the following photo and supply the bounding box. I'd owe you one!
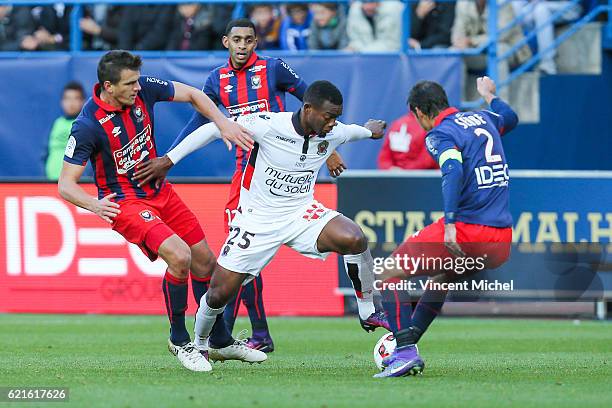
[135,81,389,366]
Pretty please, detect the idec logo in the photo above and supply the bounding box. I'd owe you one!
[0,183,340,316]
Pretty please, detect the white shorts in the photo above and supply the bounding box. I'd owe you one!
[217,201,340,284]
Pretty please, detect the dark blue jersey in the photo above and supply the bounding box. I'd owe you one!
[63,76,174,201]
[425,99,518,228]
[173,53,307,173]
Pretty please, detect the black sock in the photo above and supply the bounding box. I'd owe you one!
[412,289,448,333]
[223,285,244,334]
[380,283,413,334]
[209,313,234,349]
[162,270,190,345]
[242,275,269,335]
[190,272,210,305]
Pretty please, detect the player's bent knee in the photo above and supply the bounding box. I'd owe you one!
[344,231,368,254]
[206,288,228,310]
[166,246,192,278]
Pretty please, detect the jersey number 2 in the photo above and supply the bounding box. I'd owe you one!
[474,128,501,163]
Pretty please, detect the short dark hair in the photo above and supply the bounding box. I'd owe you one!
[63,81,85,99]
[408,80,450,117]
[225,18,256,36]
[97,50,142,85]
[287,3,309,14]
[304,80,343,108]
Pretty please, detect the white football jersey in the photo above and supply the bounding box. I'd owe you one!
[234,112,372,218]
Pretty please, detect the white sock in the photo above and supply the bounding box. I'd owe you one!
[344,249,376,320]
[194,292,225,349]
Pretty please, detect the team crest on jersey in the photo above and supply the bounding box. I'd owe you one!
[251,75,261,89]
[317,141,329,156]
[139,210,156,222]
[134,106,145,123]
[300,154,306,162]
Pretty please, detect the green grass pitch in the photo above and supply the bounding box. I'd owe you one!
[0,314,611,407]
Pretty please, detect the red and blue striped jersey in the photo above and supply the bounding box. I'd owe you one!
[64,76,175,201]
[174,52,307,172]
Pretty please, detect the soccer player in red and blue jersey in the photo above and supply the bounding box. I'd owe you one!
[375,77,518,378]
[58,50,262,372]
[167,19,351,352]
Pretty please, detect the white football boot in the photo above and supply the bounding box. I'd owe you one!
[207,330,267,363]
[167,339,212,372]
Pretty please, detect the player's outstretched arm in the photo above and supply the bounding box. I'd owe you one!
[58,162,120,224]
[172,81,254,151]
[476,76,519,134]
[133,122,223,187]
[343,120,387,143]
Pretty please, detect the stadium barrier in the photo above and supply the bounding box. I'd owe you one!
[336,170,612,313]
[0,181,343,315]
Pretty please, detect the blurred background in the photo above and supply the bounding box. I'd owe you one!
[0,0,610,319]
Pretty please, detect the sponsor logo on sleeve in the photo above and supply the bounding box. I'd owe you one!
[65,135,76,158]
[145,77,168,86]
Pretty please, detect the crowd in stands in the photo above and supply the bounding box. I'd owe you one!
[0,1,592,69]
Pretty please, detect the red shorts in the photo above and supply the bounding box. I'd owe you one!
[392,217,512,276]
[223,167,243,233]
[111,183,205,261]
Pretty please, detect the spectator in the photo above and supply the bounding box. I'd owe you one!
[45,81,85,180]
[452,0,531,99]
[80,5,123,50]
[346,1,404,52]
[512,0,582,74]
[249,4,281,50]
[118,5,175,50]
[308,3,348,50]
[279,3,311,51]
[409,0,455,50]
[166,3,215,50]
[23,4,72,51]
[378,111,438,170]
[0,5,35,51]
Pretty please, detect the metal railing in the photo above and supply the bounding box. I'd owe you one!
[3,0,612,107]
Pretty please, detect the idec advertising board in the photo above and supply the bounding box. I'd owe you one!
[0,183,342,316]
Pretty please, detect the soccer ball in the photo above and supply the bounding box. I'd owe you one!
[373,333,396,370]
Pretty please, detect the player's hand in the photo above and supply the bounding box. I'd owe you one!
[133,156,173,188]
[326,151,347,178]
[444,223,466,258]
[92,192,121,224]
[477,76,497,105]
[365,119,386,139]
[218,120,254,151]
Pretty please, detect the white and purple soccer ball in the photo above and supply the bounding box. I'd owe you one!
[373,333,396,370]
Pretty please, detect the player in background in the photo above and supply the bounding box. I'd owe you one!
[374,77,518,378]
[165,18,349,352]
[58,50,261,373]
[135,81,390,366]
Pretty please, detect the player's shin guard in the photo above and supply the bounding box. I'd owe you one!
[411,289,448,334]
[343,249,376,320]
[190,272,210,305]
[242,275,270,338]
[194,292,226,348]
[162,270,190,345]
[380,283,413,334]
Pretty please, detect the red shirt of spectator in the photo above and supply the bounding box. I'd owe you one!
[377,112,438,170]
